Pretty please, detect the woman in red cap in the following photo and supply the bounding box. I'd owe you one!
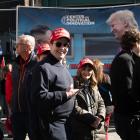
[70,57,106,140]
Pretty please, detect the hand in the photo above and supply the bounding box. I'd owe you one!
[90,116,102,129]
[66,84,79,98]
[66,88,79,98]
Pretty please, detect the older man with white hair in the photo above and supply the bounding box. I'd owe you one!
[11,34,37,140]
[107,10,140,140]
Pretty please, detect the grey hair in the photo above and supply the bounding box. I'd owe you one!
[17,34,35,51]
[106,10,139,30]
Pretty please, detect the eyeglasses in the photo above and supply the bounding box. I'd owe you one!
[54,42,70,48]
[16,43,28,47]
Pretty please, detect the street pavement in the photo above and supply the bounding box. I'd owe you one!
[3,122,121,140]
[108,116,121,140]
[108,125,121,140]
[4,127,121,140]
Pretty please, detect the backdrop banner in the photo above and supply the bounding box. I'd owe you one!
[17,5,140,36]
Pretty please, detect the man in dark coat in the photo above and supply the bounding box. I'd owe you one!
[110,30,140,140]
[11,34,37,140]
[107,10,140,140]
[31,27,77,140]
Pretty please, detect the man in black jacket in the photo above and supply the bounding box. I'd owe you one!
[11,34,37,140]
[107,10,140,140]
[31,27,77,140]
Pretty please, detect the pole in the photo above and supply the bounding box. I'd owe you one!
[31,0,34,6]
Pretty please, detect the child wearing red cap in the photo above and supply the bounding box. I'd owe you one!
[70,57,106,140]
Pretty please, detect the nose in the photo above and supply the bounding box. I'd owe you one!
[61,46,68,50]
[110,27,114,33]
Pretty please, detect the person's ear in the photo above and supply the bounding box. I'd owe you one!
[123,21,129,28]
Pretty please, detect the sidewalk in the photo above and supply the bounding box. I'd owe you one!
[2,118,121,140]
[108,115,121,140]
[108,125,121,140]
[4,127,121,140]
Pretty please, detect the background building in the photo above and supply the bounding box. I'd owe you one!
[0,0,140,75]
[42,0,140,7]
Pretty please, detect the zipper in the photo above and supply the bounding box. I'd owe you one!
[17,63,26,112]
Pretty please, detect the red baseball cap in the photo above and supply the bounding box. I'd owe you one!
[78,58,94,69]
[50,28,70,42]
[36,44,50,55]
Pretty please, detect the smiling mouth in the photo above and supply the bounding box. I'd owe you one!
[58,51,65,54]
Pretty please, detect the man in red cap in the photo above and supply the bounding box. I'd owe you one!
[31,27,77,140]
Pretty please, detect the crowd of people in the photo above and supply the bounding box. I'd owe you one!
[0,9,139,140]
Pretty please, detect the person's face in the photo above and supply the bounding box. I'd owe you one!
[16,40,31,60]
[80,65,94,80]
[16,43,30,54]
[133,42,140,56]
[50,38,70,61]
[8,64,12,72]
[109,19,127,40]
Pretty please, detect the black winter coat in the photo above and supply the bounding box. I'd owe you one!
[131,53,140,113]
[11,52,37,113]
[110,50,138,115]
[31,53,75,140]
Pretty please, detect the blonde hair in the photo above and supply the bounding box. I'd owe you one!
[93,59,104,84]
[106,10,138,31]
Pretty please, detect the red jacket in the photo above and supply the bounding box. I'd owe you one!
[5,72,12,105]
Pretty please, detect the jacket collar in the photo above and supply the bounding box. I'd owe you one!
[15,51,36,65]
[44,52,62,67]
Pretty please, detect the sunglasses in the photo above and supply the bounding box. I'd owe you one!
[54,42,70,48]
